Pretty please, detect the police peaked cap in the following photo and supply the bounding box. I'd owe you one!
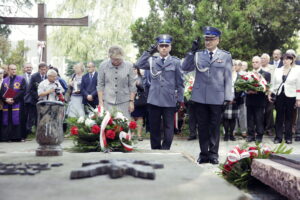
[156,34,173,44]
[203,26,221,37]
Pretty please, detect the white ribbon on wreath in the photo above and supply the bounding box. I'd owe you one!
[98,106,133,152]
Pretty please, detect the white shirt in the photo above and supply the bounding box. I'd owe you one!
[38,79,64,101]
[207,48,218,58]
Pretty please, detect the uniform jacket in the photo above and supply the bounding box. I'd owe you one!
[246,69,271,107]
[181,49,233,105]
[271,66,300,99]
[136,51,184,107]
[97,59,136,104]
[81,71,98,105]
[28,72,47,105]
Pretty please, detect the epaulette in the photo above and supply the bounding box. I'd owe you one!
[171,56,181,60]
[219,49,231,54]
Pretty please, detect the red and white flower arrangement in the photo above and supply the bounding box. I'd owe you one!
[219,143,292,188]
[235,72,268,93]
[68,106,137,152]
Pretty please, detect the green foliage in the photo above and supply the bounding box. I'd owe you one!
[64,59,103,77]
[131,0,300,60]
[0,35,11,63]
[5,40,29,72]
[49,0,138,61]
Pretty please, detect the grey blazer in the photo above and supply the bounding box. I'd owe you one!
[136,51,184,107]
[182,49,233,105]
[97,59,136,104]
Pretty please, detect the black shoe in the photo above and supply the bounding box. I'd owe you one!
[285,139,292,144]
[187,136,197,141]
[197,157,209,164]
[209,158,219,165]
[295,137,300,142]
[246,137,255,142]
[274,138,282,144]
[229,135,236,141]
[224,135,229,141]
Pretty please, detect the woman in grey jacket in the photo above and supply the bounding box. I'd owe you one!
[97,46,136,119]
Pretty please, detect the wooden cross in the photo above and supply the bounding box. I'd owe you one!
[0,3,88,63]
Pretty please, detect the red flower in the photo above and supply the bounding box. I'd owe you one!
[129,121,137,129]
[253,83,259,87]
[105,130,116,139]
[223,164,232,173]
[188,86,193,91]
[108,118,113,125]
[70,126,78,135]
[91,124,100,134]
[242,77,248,81]
[114,125,123,132]
[248,146,258,158]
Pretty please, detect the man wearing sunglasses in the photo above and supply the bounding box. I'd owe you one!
[182,26,233,165]
[136,34,184,150]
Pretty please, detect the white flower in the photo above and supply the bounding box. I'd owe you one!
[94,106,105,117]
[77,116,85,123]
[85,118,96,127]
[114,112,127,121]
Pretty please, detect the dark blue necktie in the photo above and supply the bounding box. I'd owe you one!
[209,52,213,60]
[161,58,165,64]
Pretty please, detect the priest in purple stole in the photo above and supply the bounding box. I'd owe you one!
[0,64,26,142]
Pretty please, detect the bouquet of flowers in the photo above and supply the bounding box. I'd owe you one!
[184,75,194,100]
[235,72,268,93]
[219,143,292,188]
[68,106,137,152]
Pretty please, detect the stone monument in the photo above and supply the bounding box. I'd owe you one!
[36,100,65,156]
[251,154,300,200]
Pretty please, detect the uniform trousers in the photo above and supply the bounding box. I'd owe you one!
[148,104,176,150]
[246,106,264,140]
[275,92,295,140]
[194,102,223,159]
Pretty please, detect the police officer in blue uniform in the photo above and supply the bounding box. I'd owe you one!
[182,27,233,164]
[136,34,184,150]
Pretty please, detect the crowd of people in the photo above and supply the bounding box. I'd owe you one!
[1,26,300,165]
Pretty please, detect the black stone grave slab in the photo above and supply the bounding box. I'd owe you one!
[270,154,300,170]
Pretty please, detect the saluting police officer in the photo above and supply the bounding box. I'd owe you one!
[182,27,233,164]
[136,34,184,150]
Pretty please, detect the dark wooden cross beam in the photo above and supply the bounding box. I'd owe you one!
[0,3,88,63]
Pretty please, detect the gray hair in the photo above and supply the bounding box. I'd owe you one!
[108,45,124,59]
[74,62,85,72]
[47,69,57,76]
[261,53,270,60]
[23,63,32,68]
[252,56,261,62]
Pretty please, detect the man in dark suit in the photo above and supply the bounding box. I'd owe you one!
[22,63,33,140]
[246,56,271,143]
[27,62,48,132]
[269,49,283,68]
[81,62,98,111]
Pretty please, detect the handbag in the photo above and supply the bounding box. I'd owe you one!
[134,91,147,107]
